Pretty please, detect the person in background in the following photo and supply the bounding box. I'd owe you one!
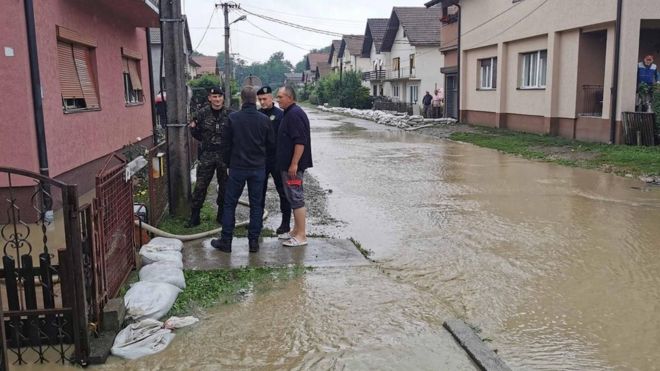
[422,91,432,118]
[432,88,444,118]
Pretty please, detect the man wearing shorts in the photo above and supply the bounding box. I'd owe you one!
[275,86,313,247]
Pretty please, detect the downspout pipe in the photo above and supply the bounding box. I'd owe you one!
[24,0,49,177]
[146,27,158,146]
[609,0,623,144]
[456,3,462,121]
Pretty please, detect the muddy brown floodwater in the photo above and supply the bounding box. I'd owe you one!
[25,107,660,371]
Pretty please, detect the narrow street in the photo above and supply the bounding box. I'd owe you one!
[83,106,660,370]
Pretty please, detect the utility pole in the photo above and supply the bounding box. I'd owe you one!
[161,0,191,217]
[217,2,241,109]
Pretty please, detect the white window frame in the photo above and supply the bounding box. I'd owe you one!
[393,85,399,97]
[410,85,419,104]
[479,57,497,90]
[520,50,547,89]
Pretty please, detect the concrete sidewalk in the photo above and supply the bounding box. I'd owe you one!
[182,237,371,270]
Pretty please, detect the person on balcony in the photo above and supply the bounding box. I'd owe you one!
[637,54,659,86]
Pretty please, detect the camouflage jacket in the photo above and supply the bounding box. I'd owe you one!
[190,105,233,151]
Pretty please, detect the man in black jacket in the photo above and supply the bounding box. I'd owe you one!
[211,86,275,253]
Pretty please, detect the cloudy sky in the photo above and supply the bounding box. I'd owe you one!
[184,0,430,65]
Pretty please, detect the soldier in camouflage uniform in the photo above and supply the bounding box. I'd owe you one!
[187,86,233,227]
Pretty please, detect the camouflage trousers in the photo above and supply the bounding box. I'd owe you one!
[191,150,227,210]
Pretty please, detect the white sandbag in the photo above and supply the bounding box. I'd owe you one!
[143,237,183,252]
[164,316,199,329]
[139,245,183,267]
[110,318,174,360]
[124,281,181,321]
[139,262,186,289]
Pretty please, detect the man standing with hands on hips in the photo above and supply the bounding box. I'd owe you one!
[275,86,313,247]
[256,86,291,236]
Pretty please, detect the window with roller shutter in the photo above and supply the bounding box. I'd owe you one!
[121,48,144,104]
[56,26,99,112]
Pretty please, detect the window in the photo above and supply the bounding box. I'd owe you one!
[520,50,547,89]
[393,57,400,78]
[410,85,419,103]
[57,38,99,111]
[409,54,415,76]
[479,57,497,89]
[122,48,144,104]
[393,84,399,97]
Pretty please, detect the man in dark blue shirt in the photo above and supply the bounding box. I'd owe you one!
[275,86,313,247]
[257,86,290,236]
[211,86,275,253]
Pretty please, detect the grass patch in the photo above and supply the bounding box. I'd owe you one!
[451,128,660,176]
[349,237,373,259]
[158,203,275,237]
[168,266,311,316]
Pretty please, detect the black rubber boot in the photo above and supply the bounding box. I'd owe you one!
[185,208,201,228]
[276,212,291,235]
[249,239,260,253]
[211,238,232,253]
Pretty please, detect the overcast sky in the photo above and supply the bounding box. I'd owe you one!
[185,0,430,65]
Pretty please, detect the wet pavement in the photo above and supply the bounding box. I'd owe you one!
[75,106,660,370]
[183,238,370,269]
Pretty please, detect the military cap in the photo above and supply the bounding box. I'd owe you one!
[256,86,273,95]
[208,86,224,95]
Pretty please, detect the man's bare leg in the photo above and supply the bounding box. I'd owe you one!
[291,207,306,241]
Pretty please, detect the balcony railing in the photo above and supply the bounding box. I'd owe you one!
[362,70,386,81]
[578,85,603,116]
[387,67,416,80]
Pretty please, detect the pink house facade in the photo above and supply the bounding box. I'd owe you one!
[1,0,159,195]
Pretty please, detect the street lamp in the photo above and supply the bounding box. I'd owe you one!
[223,13,246,108]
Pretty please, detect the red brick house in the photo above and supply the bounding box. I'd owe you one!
[1,0,159,197]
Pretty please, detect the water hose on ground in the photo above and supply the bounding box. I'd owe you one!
[135,199,269,241]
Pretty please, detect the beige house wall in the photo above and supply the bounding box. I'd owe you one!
[459,0,660,142]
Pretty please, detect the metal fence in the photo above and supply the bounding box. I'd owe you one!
[0,167,90,367]
[578,85,604,116]
[93,154,135,306]
[622,112,656,146]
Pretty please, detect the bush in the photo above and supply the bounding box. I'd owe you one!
[315,71,371,109]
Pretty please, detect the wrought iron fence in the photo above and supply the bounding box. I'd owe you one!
[578,85,604,116]
[0,167,90,367]
[362,70,386,81]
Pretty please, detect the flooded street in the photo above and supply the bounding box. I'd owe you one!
[76,106,660,371]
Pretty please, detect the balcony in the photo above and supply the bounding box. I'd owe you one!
[362,70,386,81]
[577,85,603,117]
[386,67,417,81]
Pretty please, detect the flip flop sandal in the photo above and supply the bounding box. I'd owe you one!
[278,232,292,240]
[282,237,308,247]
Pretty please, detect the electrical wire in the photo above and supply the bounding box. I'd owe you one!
[243,17,312,51]
[240,4,365,24]
[468,0,549,47]
[239,8,344,37]
[193,8,217,52]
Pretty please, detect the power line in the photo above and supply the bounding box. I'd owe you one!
[470,0,549,47]
[243,17,311,51]
[193,7,217,52]
[233,28,327,48]
[239,8,344,37]
[240,4,365,24]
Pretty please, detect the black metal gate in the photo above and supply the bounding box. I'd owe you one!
[0,167,90,368]
[445,73,458,119]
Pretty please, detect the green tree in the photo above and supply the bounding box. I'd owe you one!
[315,71,371,109]
[189,74,220,89]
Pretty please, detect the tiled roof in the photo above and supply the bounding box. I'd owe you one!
[329,39,342,63]
[306,53,329,71]
[191,56,218,74]
[381,7,444,51]
[340,35,365,58]
[361,18,389,57]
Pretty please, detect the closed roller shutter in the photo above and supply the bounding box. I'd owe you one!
[57,41,83,100]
